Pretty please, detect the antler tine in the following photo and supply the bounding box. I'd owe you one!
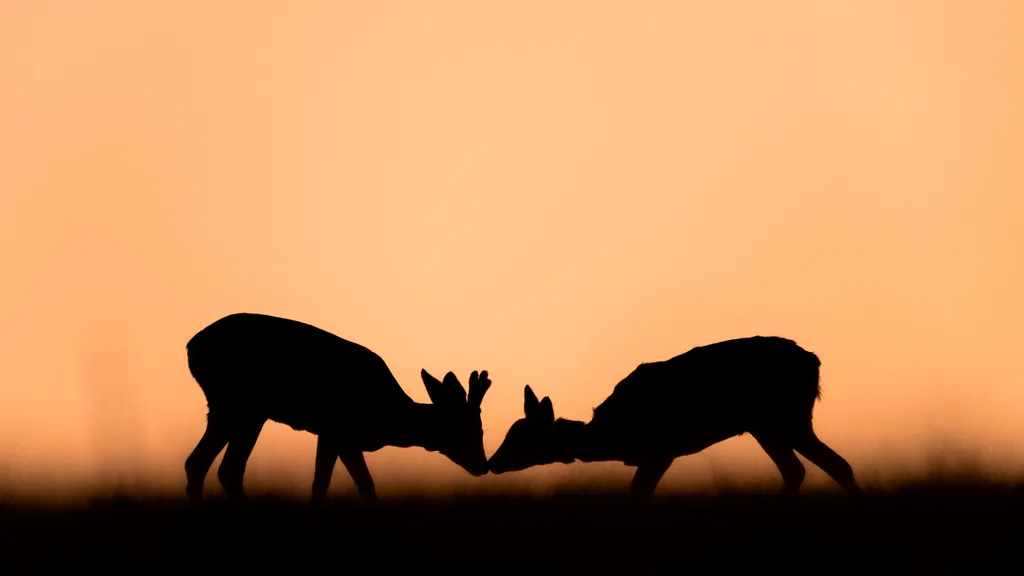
[467,369,492,407]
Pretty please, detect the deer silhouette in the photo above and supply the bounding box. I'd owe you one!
[488,336,860,499]
[184,312,492,503]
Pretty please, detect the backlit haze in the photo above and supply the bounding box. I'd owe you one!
[2,1,1022,502]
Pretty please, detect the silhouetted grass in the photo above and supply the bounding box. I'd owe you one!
[1,479,1020,572]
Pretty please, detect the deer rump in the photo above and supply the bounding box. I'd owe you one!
[185,313,412,437]
[588,336,822,462]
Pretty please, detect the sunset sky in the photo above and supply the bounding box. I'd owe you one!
[1,1,1022,501]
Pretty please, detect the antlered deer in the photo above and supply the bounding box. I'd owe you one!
[488,336,860,498]
[184,312,493,503]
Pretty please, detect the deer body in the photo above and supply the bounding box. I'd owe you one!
[488,336,860,498]
[184,313,492,503]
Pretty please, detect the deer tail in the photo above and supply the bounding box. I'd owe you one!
[799,346,822,401]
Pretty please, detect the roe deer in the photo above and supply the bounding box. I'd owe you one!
[487,336,860,499]
[184,312,493,503]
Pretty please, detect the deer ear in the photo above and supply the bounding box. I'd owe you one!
[467,370,491,407]
[441,371,468,404]
[421,369,444,404]
[538,397,555,425]
[524,385,540,417]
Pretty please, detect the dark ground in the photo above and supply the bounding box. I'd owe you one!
[1,481,1021,573]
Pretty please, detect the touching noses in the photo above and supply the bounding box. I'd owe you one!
[486,450,504,474]
[471,456,489,477]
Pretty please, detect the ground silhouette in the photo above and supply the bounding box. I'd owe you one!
[0,481,1019,571]
[488,335,861,498]
[184,312,492,503]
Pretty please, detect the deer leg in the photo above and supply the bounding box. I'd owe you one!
[752,432,806,496]
[338,450,377,503]
[216,416,266,501]
[311,435,338,502]
[792,429,861,495]
[185,412,231,502]
[629,459,674,500]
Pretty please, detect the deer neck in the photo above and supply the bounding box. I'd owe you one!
[385,401,446,453]
[551,419,600,464]
[554,419,618,464]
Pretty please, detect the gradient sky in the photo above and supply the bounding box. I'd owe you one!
[1,1,1022,500]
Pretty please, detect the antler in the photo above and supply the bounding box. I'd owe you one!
[467,370,492,407]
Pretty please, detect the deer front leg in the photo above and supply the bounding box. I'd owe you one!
[311,435,338,502]
[185,413,231,502]
[339,450,377,503]
[217,416,266,501]
[629,459,674,500]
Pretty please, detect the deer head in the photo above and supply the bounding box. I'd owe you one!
[420,368,492,477]
[487,384,568,474]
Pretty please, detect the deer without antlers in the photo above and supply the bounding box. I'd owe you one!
[488,336,860,499]
[184,312,493,503]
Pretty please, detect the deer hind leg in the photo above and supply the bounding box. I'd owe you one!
[338,450,377,503]
[311,435,339,502]
[792,429,860,495]
[185,412,231,502]
[629,459,674,500]
[216,415,267,501]
[751,432,806,496]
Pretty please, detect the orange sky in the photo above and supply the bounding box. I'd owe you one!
[1,1,1022,501]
